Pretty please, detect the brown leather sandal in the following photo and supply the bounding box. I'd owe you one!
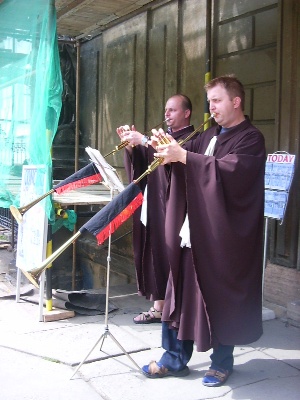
[142,361,190,378]
[202,368,232,387]
[133,307,162,324]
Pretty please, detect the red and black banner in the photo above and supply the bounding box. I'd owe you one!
[54,163,102,194]
[80,182,143,245]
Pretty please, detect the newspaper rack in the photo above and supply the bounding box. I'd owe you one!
[262,151,296,299]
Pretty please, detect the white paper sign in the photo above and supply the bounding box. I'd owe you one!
[16,165,48,272]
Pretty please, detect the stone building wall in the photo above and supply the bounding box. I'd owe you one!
[53,0,300,325]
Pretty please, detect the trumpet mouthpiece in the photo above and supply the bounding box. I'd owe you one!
[211,113,216,118]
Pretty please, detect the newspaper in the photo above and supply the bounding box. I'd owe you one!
[264,153,295,221]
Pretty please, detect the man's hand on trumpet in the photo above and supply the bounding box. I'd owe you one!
[116,125,149,147]
[116,124,130,140]
[152,128,187,165]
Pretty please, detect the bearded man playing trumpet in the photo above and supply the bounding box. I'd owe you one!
[116,94,197,324]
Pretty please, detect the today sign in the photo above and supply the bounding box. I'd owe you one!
[264,152,295,221]
[266,153,295,163]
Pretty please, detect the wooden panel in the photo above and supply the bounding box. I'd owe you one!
[214,0,299,271]
[253,84,276,121]
[213,0,278,160]
[180,0,207,125]
[215,48,276,152]
[147,1,180,128]
[255,7,278,46]
[101,35,136,159]
[94,13,147,175]
[217,0,277,22]
[216,48,277,85]
[270,0,300,270]
[256,124,275,154]
[79,38,101,150]
[147,25,167,128]
[217,17,253,55]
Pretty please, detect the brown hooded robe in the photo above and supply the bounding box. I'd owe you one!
[124,126,195,300]
[163,118,265,348]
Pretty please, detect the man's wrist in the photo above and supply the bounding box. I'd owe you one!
[179,149,187,164]
[141,135,149,146]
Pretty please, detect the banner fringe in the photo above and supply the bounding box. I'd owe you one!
[96,192,143,244]
[55,173,102,195]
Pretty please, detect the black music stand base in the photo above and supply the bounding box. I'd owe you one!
[70,188,141,379]
[70,324,141,379]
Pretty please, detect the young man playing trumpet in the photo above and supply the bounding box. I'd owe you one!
[142,75,266,387]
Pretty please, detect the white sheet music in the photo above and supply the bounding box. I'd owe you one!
[85,146,124,193]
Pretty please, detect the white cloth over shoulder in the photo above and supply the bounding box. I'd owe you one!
[179,213,191,247]
[140,184,148,226]
[180,135,218,247]
[204,135,217,156]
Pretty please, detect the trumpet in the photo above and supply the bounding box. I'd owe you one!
[104,118,169,157]
[134,113,215,183]
[21,114,214,288]
[21,230,82,288]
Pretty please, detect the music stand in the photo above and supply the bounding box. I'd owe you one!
[70,148,141,379]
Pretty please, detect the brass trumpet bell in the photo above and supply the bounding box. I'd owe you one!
[21,266,45,289]
[9,205,25,225]
[10,189,55,224]
[21,231,82,288]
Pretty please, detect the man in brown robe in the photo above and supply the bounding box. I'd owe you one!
[142,76,266,387]
[117,94,196,323]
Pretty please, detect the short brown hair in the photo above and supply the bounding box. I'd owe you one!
[170,94,193,115]
[204,75,245,110]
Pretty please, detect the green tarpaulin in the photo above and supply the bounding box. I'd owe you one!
[0,0,62,220]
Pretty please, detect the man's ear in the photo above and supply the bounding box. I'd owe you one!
[233,97,241,109]
[185,109,191,118]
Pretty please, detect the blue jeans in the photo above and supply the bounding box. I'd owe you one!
[159,322,234,372]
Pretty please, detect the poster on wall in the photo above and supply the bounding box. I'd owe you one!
[264,152,295,222]
[16,165,49,273]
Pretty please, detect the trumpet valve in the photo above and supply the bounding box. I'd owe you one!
[157,132,170,145]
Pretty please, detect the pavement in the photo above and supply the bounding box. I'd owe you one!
[0,247,300,400]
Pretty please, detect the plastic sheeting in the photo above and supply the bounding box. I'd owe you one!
[0,0,62,219]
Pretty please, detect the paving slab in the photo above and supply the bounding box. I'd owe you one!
[0,251,299,400]
[73,343,300,400]
[0,298,151,365]
[0,346,104,400]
